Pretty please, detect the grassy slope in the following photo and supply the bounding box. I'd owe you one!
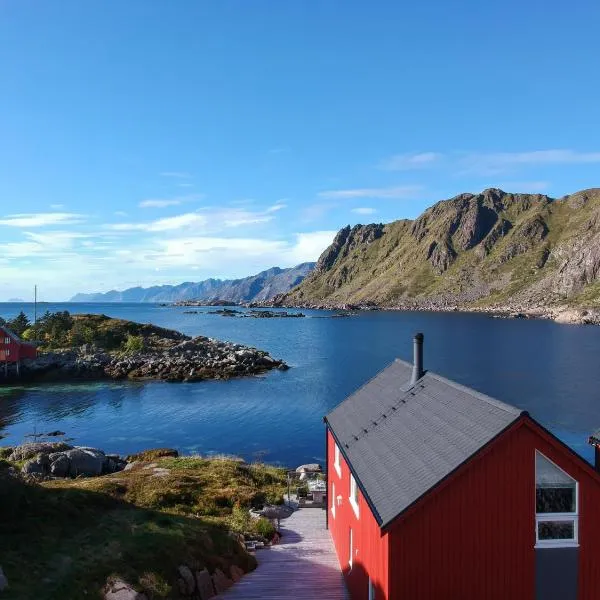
[0,455,287,600]
[286,189,600,308]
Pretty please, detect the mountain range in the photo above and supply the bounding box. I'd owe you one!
[279,188,600,320]
[70,263,315,304]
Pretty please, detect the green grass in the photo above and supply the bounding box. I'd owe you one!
[0,455,288,599]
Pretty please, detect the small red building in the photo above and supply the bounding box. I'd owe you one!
[325,333,600,600]
[0,325,37,363]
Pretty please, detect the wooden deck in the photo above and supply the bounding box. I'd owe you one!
[215,506,348,599]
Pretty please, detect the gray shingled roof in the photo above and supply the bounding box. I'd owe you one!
[325,359,525,528]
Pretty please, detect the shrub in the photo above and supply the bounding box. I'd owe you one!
[123,333,145,355]
[254,517,276,539]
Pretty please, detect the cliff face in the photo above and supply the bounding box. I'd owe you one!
[70,263,315,303]
[282,188,600,311]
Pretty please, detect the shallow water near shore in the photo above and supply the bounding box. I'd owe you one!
[1,302,599,466]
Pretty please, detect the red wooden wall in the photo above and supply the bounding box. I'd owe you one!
[327,429,389,600]
[387,417,600,600]
[0,327,36,362]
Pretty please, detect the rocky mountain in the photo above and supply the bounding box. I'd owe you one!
[70,263,315,304]
[280,188,600,319]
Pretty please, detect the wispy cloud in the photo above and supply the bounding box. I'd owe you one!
[318,185,421,200]
[50,203,65,210]
[160,171,192,179]
[266,203,287,213]
[379,152,441,171]
[458,149,600,175]
[352,207,377,215]
[139,198,183,209]
[0,212,85,228]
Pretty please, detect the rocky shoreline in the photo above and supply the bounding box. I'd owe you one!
[270,297,600,326]
[0,335,288,384]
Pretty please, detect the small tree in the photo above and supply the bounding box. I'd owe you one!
[123,333,145,355]
[6,311,30,337]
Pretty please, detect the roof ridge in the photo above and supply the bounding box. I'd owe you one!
[424,370,524,416]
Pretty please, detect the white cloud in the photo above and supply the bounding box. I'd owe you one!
[286,231,336,264]
[110,212,208,232]
[114,211,128,217]
[266,203,287,213]
[50,203,65,210]
[318,185,421,200]
[352,207,377,215]
[0,212,85,227]
[139,198,183,209]
[459,149,600,175]
[379,152,441,170]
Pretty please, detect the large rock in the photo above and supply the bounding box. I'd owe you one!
[49,454,70,477]
[22,453,49,475]
[195,569,215,599]
[177,565,196,596]
[295,463,322,474]
[229,565,244,583]
[104,579,147,600]
[9,442,72,462]
[64,447,105,477]
[0,566,8,591]
[211,569,233,594]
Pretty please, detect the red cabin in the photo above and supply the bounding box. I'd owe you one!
[0,325,37,363]
[325,333,600,600]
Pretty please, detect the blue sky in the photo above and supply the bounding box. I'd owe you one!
[1,0,599,300]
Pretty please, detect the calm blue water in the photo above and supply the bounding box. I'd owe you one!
[1,302,599,467]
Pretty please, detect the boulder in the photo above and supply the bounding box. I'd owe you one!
[0,566,8,591]
[103,579,147,600]
[177,565,196,595]
[195,569,215,600]
[9,442,72,462]
[295,463,322,474]
[64,448,105,477]
[49,454,70,477]
[211,569,233,594]
[22,453,49,475]
[229,565,244,583]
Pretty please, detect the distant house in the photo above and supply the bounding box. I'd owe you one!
[325,333,600,600]
[0,325,37,364]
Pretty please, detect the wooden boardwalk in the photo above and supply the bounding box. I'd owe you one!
[215,506,348,599]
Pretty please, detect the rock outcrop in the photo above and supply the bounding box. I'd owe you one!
[0,335,288,384]
[10,443,127,478]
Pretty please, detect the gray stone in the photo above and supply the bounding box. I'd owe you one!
[22,453,49,475]
[0,566,8,591]
[64,448,105,477]
[103,579,148,600]
[211,569,233,594]
[123,461,138,471]
[49,454,70,477]
[177,565,195,595]
[9,442,72,462]
[229,565,244,583]
[195,569,215,600]
[295,463,321,474]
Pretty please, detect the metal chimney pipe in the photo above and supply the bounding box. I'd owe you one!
[411,333,424,385]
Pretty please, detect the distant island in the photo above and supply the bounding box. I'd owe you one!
[70,263,314,304]
[0,311,287,383]
[277,188,600,325]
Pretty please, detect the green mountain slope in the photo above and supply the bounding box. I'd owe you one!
[281,188,600,315]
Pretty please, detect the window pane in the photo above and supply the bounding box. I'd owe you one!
[536,487,575,513]
[536,453,576,513]
[538,520,575,540]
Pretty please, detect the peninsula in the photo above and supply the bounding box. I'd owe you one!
[0,311,287,383]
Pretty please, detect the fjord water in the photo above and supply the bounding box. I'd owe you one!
[0,303,599,466]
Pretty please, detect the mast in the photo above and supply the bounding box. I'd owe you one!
[34,284,37,328]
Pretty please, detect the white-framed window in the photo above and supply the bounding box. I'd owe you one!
[4,337,9,345]
[5,349,10,357]
[535,450,578,547]
[331,481,336,518]
[348,527,353,568]
[349,474,360,518]
[334,443,341,477]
